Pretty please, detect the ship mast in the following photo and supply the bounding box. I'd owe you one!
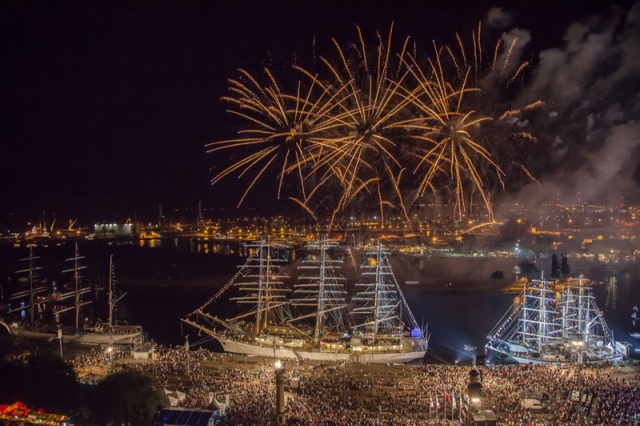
[314,236,328,341]
[107,254,127,328]
[256,240,269,333]
[540,280,548,352]
[108,255,114,327]
[62,243,89,332]
[290,236,347,344]
[560,276,614,346]
[352,240,419,339]
[521,280,527,343]
[373,242,381,336]
[15,246,43,327]
[519,272,562,350]
[290,236,348,343]
[229,238,290,335]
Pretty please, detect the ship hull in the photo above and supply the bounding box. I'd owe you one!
[74,327,142,345]
[347,350,427,363]
[1,322,142,345]
[486,346,564,365]
[216,336,426,363]
[486,345,622,365]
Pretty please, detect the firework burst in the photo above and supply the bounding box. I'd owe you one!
[206,67,336,206]
[305,23,416,226]
[428,22,546,203]
[399,43,502,220]
[207,22,542,226]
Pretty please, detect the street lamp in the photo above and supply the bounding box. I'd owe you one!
[273,360,288,425]
[57,323,63,358]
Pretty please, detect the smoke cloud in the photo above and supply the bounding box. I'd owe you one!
[486,7,512,29]
[496,1,640,210]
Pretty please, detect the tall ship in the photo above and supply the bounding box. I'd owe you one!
[486,273,622,364]
[182,237,427,363]
[0,244,143,345]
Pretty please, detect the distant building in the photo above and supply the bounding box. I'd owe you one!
[93,222,135,239]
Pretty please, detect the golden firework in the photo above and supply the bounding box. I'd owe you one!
[207,22,543,226]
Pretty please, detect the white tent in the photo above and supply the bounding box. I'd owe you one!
[161,388,187,407]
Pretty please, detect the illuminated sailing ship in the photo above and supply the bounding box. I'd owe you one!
[182,238,427,363]
[486,273,622,364]
[1,245,142,345]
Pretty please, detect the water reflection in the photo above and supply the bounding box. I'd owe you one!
[139,238,161,249]
[194,242,238,256]
[605,275,618,314]
[4,241,638,360]
[134,237,302,261]
[138,237,242,256]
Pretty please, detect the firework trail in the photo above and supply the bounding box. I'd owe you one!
[207,22,542,226]
[399,43,501,220]
[273,23,418,228]
[206,67,336,206]
[436,22,545,200]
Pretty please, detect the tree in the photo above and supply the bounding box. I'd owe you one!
[0,348,80,412]
[551,253,560,277]
[560,253,570,277]
[92,370,162,426]
[23,349,81,411]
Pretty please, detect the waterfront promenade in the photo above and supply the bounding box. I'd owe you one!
[71,346,640,425]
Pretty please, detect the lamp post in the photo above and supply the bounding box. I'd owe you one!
[57,323,63,358]
[106,346,114,370]
[273,360,288,425]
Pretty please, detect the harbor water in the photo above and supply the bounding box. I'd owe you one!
[1,239,639,363]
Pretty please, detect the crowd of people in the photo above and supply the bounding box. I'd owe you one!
[68,345,130,384]
[481,363,639,425]
[70,346,640,425]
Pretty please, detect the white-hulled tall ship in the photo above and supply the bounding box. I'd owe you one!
[350,243,427,362]
[0,244,142,345]
[486,273,622,364]
[182,237,427,363]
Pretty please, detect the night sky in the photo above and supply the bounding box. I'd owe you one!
[1,0,638,227]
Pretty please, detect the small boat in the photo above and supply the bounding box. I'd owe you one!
[464,345,477,351]
[630,332,640,340]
